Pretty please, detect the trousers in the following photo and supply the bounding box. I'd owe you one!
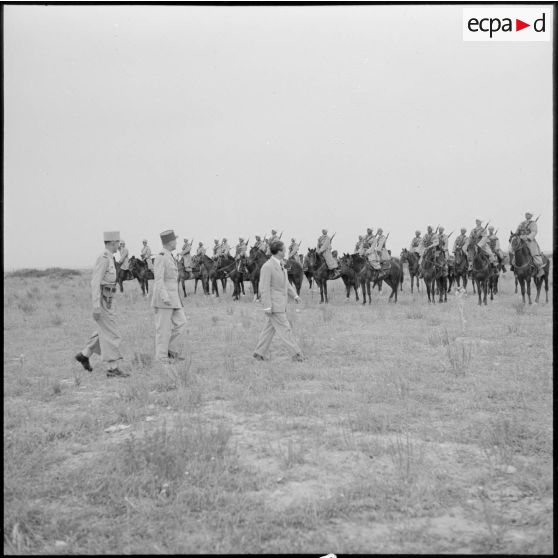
[254,312,302,357]
[154,307,187,361]
[84,302,123,365]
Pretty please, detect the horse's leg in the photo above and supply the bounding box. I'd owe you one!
[545,274,549,303]
[324,279,329,304]
[526,278,532,305]
[515,276,518,294]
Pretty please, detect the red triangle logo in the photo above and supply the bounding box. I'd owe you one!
[516,19,530,31]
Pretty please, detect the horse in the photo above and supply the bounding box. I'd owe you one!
[338,253,360,301]
[302,250,314,289]
[468,245,491,305]
[115,258,137,293]
[509,232,550,304]
[421,247,447,303]
[286,256,304,296]
[228,257,251,301]
[305,248,342,304]
[452,249,469,291]
[177,258,197,298]
[447,257,455,293]
[128,256,154,296]
[356,256,385,305]
[246,246,268,301]
[400,249,420,293]
[209,255,234,297]
[191,254,211,295]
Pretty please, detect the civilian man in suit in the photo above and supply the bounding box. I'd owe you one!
[253,240,305,362]
[152,229,187,363]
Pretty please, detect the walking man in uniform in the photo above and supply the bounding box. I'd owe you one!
[75,231,129,377]
[152,229,187,364]
[253,240,305,362]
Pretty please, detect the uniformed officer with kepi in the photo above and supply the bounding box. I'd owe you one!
[75,231,129,377]
[152,229,187,363]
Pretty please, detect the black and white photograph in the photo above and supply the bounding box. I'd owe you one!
[3,2,553,554]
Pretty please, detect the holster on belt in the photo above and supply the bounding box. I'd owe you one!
[101,284,117,309]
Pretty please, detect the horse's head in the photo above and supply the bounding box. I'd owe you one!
[339,253,352,272]
[509,231,523,252]
[400,248,408,262]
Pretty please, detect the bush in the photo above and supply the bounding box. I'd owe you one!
[7,268,82,279]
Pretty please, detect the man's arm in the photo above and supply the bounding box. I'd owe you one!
[91,255,108,308]
[259,264,272,310]
[154,255,170,304]
[287,281,298,300]
[526,221,537,240]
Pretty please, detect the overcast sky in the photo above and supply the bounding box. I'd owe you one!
[4,4,553,269]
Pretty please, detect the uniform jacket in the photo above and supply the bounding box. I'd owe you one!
[235,242,247,257]
[196,246,206,256]
[409,236,422,251]
[219,242,231,256]
[119,247,130,270]
[259,256,298,313]
[438,234,449,254]
[151,248,183,309]
[469,226,487,244]
[453,233,468,252]
[516,219,541,256]
[488,234,501,252]
[141,245,152,261]
[213,244,220,256]
[289,243,299,258]
[91,249,117,308]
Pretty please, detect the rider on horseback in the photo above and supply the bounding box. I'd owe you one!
[418,225,435,278]
[179,238,193,272]
[513,212,544,278]
[140,239,154,272]
[437,227,449,277]
[468,219,496,271]
[487,226,506,272]
[235,237,249,274]
[317,229,342,280]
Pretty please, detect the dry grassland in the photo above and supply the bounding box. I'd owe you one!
[3,270,553,554]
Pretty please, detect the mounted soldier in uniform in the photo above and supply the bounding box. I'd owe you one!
[179,238,193,272]
[140,239,154,272]
[196,242,206,257]
[418,225,435,276]
[364,228,375,249]
[212,239,220,259]
[235,237,249,273]
[468,219,496,271]
[288,238,300,260]
[437,226,449,277]
[487,226,506,272]
[453,228,469,258]
[266,229,279,256]
[514,212,544,278]
[255,235,267,254]
[219,237,231,258]
[355,235,364,254]
[409,230,422,258]
[372,228,391,279]
[316,229,341,279]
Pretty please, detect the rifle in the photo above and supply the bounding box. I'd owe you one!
[535,215,541,222]
[447,231,454,239]
[331,232,337,241]
[279,231,283,239]
[435,224,440,234]
[482,220,490,231]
